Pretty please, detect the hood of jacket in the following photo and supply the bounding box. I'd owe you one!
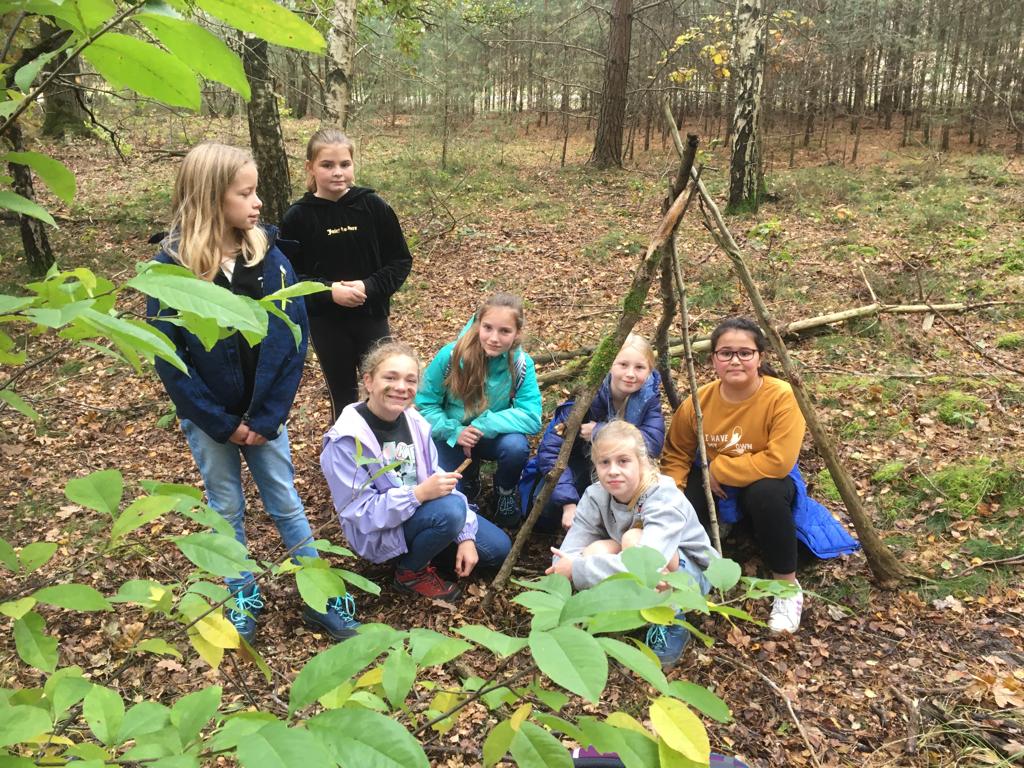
[590,367,662,422]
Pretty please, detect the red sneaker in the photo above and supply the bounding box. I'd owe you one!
[394,566,462,600]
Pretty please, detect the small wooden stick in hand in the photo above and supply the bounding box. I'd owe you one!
[455,458,472,474]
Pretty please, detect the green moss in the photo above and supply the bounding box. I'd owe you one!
[872,460,906,484]
[814,468,842,503]
[928,391,986,427]
[585,335,619,387]
[996,332,1024,350]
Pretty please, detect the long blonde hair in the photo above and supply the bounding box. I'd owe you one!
[305,127,356,193]
[167,142,267,280]
[591,420,660,509]
[446,293,525,415]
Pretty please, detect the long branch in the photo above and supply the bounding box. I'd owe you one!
[0,0,146,137]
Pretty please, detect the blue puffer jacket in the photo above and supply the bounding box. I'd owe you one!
[716,463,860,559]
[147,226,309,443]
[518,370,665,514]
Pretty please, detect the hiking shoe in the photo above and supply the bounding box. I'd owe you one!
[394,565,462,601]
[303,594,361,641]
[228,583,264,644]
[645,618,691,670]
[492,486,520,529]
[768,588,803,634]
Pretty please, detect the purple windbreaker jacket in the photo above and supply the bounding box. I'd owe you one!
[321,403,478,563]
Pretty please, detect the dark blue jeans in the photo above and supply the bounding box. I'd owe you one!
[399,494,511,573]
[434,432,530,493]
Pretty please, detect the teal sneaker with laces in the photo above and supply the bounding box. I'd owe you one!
[492,486,520,529]
[303,593,361,641]
[645,613,691,670]
[228,583,264,644]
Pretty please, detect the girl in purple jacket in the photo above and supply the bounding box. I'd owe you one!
[320,341,511,601]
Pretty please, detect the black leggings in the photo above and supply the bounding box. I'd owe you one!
[308,313,390,420]
[684,466,798,574]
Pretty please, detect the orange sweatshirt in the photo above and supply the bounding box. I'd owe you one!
[661,376,806,488]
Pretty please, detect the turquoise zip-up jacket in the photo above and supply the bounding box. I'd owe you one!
[416,337,542,447]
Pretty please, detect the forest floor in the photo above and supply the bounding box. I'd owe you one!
[1,112,1023,767]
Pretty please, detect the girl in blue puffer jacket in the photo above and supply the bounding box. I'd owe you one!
[519,334,665,532]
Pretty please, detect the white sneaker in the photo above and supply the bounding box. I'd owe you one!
[768,588,803,634]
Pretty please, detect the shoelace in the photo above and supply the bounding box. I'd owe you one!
[229,590,264,629]
[329,594,357,621]
[646,625,668,652]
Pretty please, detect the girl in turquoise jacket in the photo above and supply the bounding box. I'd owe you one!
[415,293,542,527]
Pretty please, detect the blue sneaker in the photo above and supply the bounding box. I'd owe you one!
[492,486,520,529]
[645,619,691,670]
[228,583,264,644]
[303,594,361,641]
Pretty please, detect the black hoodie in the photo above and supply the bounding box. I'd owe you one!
[279,187,412,318]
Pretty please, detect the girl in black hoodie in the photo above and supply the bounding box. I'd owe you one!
[280,128,412,418]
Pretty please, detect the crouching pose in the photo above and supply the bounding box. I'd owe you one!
[546,421,716,668]
[321,341,512,601]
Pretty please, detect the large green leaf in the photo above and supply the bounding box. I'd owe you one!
[508,721,573,768]
[307,708,428,768]
[18,541,58,573]
[196,0,324,53]
[111,495,177,541]
[68,0,117,34]
[65,469,123,516]
[560,577,670,624]
[528,626,607,703]
[597,636,668,694]
[0,537,17,571]
[13,611,57,672]
[2,152,76,203]
[577,718,658,768]
[334,568,381,596]
[32,584,112,612]
[137,13,250,99]
[0,389,40,421]
[409,628,471,667]
[236,721,332,768]
[173,533,256,578]
[129,267,267,338]
[483,719,514,768]
[0,704,52,747]
[83,684,125,746]
[704,557,741,591]
[456,624,528,657]
[83,33,200,109]
[289,624,401,712]
[667,681,731,723]
[72,308,187,373]
[294,561,347,612]
[0,190,56,226]
[14,48,62,93]
[648,697,709,764]
[382,647,416,708]
[170,686,221,744]
[45,666,92,719]
[118,701,171,742]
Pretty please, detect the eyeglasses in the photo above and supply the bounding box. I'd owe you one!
[713,348,758,362]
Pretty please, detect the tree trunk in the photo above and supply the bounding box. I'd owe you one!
[588,0,633,168]
[7,121,55,276]
[37,20,87,138]
[241,36,291,225]
[728,0,765,210]
[325,0,357,127]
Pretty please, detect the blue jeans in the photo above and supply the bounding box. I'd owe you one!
[676,551,712,597]
[434,432,530,492]
[399,494,511,573]
[181,419,317,591]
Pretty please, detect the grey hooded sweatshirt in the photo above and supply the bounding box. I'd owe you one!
[555,474,716,590]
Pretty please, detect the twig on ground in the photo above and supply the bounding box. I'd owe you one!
[717,654,825,768]
[891,687,920,755]
[925,302,1024,377]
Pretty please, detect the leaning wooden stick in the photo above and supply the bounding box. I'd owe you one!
[455,457,472,474]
